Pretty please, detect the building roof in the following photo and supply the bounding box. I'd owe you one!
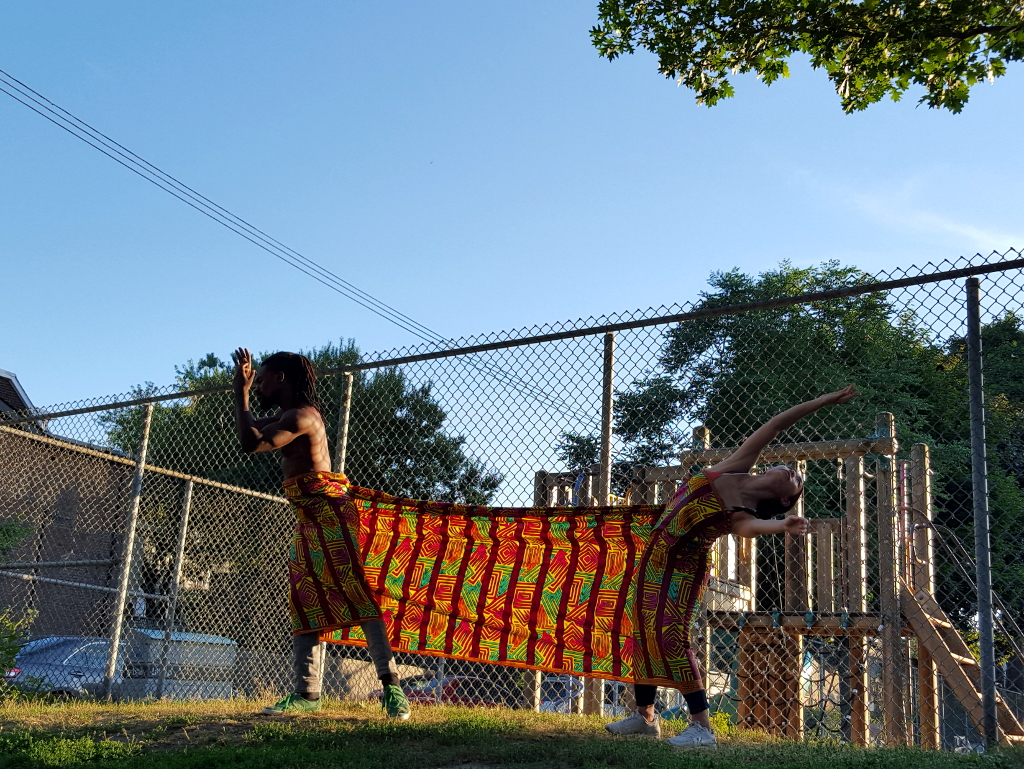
[0,368,34,414]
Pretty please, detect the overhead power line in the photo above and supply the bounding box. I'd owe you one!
[0,69,594,426]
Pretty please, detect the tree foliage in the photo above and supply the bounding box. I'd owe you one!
[592,0,1024,112]
[101,341,502,504]
[558,261,1024,634]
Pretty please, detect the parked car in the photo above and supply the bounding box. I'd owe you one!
[4,636,139,699]
[539,674,584,713]
[4,631,236,701]
[371,675,517,708]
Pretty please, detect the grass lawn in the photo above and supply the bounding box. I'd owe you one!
[1,698,1021,769]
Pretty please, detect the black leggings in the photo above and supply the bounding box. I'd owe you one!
[634,684,708,715]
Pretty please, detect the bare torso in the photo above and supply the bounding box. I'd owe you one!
[273,406,332,479]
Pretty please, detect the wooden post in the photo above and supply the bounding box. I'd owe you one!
[578,466,596,507]
[785,460,812,612]
[843,455,869,746]
[814,520,835,613]
[632,466,656,504]
[912,444,940,749]
[876,413,908,746]
[737,627,803,739]
[737,536,757,611]
[910,445,935,594]
[843,457,868,613]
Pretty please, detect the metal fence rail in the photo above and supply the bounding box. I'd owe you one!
[2,249,1023,749]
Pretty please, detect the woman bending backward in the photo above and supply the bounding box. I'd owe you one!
[605,386,859,748]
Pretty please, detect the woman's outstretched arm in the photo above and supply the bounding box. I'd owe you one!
[731,511,809,538]
[707,386,859,474]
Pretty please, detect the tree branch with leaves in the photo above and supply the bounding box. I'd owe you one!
[592,0,1024,112]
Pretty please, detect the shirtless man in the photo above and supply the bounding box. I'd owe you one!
[232,347,410,718]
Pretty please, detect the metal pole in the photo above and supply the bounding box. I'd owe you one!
[103,402,154,699]
[582,331,615,717]
[156,478,193,698]
[598,332,614,505]
[966,276,999,749]
[333,372,354,475]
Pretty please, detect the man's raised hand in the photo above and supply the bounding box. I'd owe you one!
[232,347,255,394]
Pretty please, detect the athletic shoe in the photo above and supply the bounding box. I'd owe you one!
[381,684,411,720]
[262,693,322,715]
[604,710,661,737]
[665,723,717,748]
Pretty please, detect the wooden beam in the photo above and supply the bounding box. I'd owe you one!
[877,448,909,746]
[911,444,940,749]
[843,457,867,613]
[815,519,836,612]
[911,445,935,594]
[785,461,811,612]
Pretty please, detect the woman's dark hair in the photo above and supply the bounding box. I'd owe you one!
[731,487,805,519]
[261,352,323,415]
[753,490,803,520]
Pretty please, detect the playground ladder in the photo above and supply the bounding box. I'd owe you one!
[902,585,1024,746]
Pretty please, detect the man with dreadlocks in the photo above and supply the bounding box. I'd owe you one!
[232,347,411,719]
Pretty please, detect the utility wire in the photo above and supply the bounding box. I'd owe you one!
[0,69,594,426]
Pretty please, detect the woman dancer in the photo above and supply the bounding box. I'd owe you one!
[605,386,859,748]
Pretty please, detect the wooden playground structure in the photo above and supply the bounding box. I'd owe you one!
[533,413,1024,747]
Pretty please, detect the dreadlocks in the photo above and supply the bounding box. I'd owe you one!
[261,352,323,415]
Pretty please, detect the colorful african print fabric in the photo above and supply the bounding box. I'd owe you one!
[285,472,382,635]
[288,470,732,690]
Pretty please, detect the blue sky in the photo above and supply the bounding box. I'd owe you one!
[3,1,1023,409]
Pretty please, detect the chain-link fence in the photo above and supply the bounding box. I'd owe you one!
[2,251,1024,749]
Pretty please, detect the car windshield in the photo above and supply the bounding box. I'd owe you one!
[64,642,110,668]
[403,678,436,692]
[16,639,82,664]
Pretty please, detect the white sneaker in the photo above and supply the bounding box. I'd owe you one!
[604,710,661,737]
[665,723,717,748]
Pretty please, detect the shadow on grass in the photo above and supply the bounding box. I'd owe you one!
[2,706,1022,769]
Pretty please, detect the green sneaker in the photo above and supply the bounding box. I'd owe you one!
[262,693,322,715]
[381,684,411,720]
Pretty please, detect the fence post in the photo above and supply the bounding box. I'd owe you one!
[966,276,999,749]
[333,372,354,474]
[104,402,154,699]
[156,478,193,698]
[598,332,615,506]
[582,331,615,716]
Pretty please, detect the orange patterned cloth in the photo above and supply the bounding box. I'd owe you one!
[287,471,732,690]
[284,472,382,635]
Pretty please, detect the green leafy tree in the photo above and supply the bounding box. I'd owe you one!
[559,261,1024,636]
[591,0,1024,112]
[101,341,502,503]
[98,342,502,643]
